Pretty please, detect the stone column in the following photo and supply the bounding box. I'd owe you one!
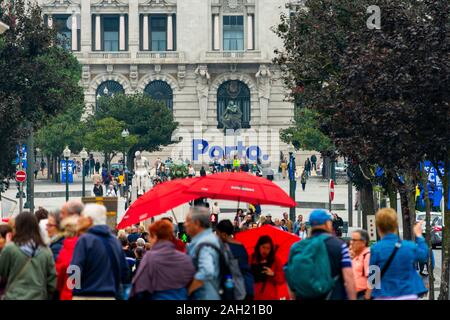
[247,15,253,50]
[142,15,149,50]
[95,15,101,51]
[167,14,173,51]
[119,14,126,51]
[71,15,78,51]
[128,0,139,56]
[80,0,91,53]
[213,15,220,50]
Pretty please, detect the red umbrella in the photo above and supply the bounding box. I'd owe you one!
[234,225,301,300]
[184,172,296,207]
[234,225,301,266]
[117,177,201,229]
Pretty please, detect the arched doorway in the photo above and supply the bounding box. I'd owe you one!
[95,80,125,111]
[144,80,173,110]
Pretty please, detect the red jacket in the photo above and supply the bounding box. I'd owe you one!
[55,236,79,300]
[253,257,286,300]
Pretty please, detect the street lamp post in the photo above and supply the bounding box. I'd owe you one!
[121,129,130,200]
[80,148,88,198]
[286,135,296,223]
[63,146,71,201]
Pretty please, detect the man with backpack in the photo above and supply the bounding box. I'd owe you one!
[285,209,356,300]
[185,206,246,300]
[185,206,222,300]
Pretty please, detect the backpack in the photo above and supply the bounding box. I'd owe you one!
[284,233,336,299]
[194,241,246,300]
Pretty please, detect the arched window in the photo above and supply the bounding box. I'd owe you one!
[95,80,125,110]
[144,80,173,110]
[217,80,251,129]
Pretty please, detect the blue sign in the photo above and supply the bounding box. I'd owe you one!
[15,144,27,169]
[420,161,449,210]
[192,139,269,161]
[61,160,74,183]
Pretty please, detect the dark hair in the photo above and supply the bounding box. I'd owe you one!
[354,229,370,246]
[34,208,48,222]
[119,235,129,247]
[0,224,12,239]
[13,212,45,247]
[135,247,145,259]
[216,220,234,236]
[251,235,275,266]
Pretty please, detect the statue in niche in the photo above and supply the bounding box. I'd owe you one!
[195,65,210,124]
[256,65,272,125]
[221,100,242,130]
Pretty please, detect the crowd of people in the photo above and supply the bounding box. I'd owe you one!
[0,199,430,300]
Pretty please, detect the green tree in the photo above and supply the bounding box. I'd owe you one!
[35,104,86,182]
[95,93,178,167]
[84,117,138,171]
[0,0,83,178]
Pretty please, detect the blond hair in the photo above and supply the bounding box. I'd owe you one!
[61,216,79,238]
[375,208,398,234]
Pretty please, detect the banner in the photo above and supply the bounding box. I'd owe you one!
[420,161,449,210]
[15,144,27,169]
[61,159,74,183]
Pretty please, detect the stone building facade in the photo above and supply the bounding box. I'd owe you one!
[37,0,299,165]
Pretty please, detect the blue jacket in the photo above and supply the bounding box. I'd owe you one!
[370,233,428,298]
[187,229,221,300]
[70,225,129,297]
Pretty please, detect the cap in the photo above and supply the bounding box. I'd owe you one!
[266,213,272,217]
[308,209,332,226]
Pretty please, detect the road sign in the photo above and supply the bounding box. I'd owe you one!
[329,179,335,202]
[15,170,27,183]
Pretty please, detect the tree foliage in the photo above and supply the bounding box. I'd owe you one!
[84,117,138,169]
[95,93,178,155]
[0,0,83,178]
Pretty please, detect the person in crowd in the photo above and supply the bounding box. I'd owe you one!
[293,214,304,236]
[233,155,241,172]
[211,202,221,216]
[133,247,145,276]
[47,211,65,261]
[91,157,97,175]
[188,164,196,178]
[239,214,253,230]
[280,160,288,179]
[136,238,146,249]
[298,223,308,239]
[0,212,56,300]
[257,215,266,227]
[369,208,428,300]
[310,154,317,171]
[40,159,46,177]
[55,216,79,300]
[106,184,117,197]
[250,235,285,300]
[184,206,221,300]
[199,166,207,177]
[280,219,289,232]
[70,204,130,300]
[35,207,50,246]
[127,226,141,244]
[234,209,245,225]
[216,220,254,300]
[282,212,293,233]
[93,181,103,197]
[60,200,84,220]
[130,220,195,300]
[301,170,307,191]
[304,158,312,177]
[289,209,356,300]
[263,214,275,226]
[0,224,12,253]
[350,229,371,300]
[119,235,135,259]
[332,213,344,237]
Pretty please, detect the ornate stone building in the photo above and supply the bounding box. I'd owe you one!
[37,0,297,164]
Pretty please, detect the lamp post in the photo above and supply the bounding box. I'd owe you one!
[63,146,71,201]
[121,129,130,199]
[286,135,296,223]
[80,147,88,198]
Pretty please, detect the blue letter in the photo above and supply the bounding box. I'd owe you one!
[192,139,208,161]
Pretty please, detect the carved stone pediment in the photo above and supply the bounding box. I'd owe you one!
[91,0,129,8]
[42,0,81,8]
[221,0,244,13]
[139,0,176,10]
